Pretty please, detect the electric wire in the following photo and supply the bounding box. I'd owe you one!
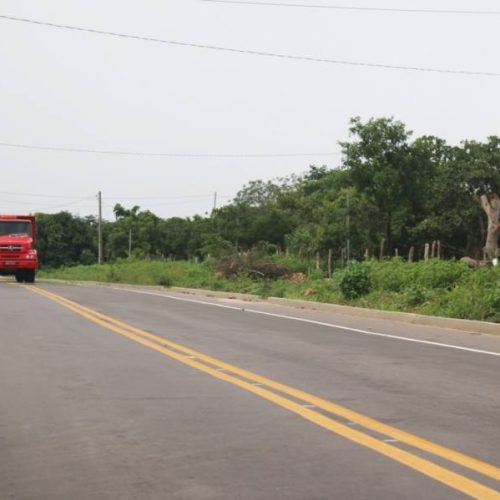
[0,142,339,158]
[0,196,96,212]
[35,199,96,211]
[201,0,500,15]
[0,190,91,199]
[0,14,498,76]
[106,194,222,200]
[0,195,228,214]
[0,191,231,203]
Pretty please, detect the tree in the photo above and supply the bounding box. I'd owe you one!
[36,212,96,267]
[455,137,500,259]
[113,203,140,220]
[158,217,194,259]
[341,117,421,255]
[233,179,286,207]
[32,119,500,268]
[212,204,254,250]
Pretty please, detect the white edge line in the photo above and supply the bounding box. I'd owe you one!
[106,286,500,358]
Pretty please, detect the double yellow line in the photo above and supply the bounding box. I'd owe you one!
[27,285,500,499]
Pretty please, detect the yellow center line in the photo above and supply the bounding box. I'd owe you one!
[26,285,500,499]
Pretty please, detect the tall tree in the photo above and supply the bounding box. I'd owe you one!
[341,117,423,255]
[36,212,96,267]
[455,137,500,258]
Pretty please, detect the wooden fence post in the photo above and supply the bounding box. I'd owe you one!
[379,239,385,260]
[437,240,441,259]
[424,243,430,261]
[328,248,333,278]
[316,251,320,270]
[408,246,414,263]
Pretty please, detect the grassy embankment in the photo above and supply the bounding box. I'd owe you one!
[39,258,500,322]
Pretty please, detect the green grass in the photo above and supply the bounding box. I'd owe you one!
[39,258,500,322]
[40,260,223,289]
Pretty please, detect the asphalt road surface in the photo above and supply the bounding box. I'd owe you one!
[1,280,499,500]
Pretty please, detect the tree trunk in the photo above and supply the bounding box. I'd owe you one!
[479,193,500,260]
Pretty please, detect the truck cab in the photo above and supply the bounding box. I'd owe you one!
[0,215,38,283]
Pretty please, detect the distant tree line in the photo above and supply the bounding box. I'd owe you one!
[35,117,500,268]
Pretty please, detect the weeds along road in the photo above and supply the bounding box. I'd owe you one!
[1,281,500,500]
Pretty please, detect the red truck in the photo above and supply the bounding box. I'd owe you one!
[0,215,38,283]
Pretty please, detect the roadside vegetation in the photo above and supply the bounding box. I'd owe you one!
[39,256,500,322]
[35,117,500,322]
[35,118,500,269]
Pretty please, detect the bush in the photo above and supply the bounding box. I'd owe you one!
[80,249,96,266]
[339,262,372,299]
[366,258,470,293]
[401,285,429,307]
[156,274,172,287]
[105,266,119,282]
[435,266,500,321]
[308,269,325,280]
[411,259,470,289]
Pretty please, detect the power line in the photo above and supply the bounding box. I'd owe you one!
[36,197,97,211]
[0,141,340,158]
[0,14,498,76]
[138,199,216,207]
[0,196,96,211]
[0,190,91,199]
[108,194,218,200]
[0,191,232,202]
[201,0,500,16]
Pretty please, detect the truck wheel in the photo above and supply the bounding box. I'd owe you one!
[24,270,35,283]
[15,273,24,283]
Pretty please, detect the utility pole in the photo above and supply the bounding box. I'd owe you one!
[213,191,218,211]
[97,191,103,264]
[346,191,350,262]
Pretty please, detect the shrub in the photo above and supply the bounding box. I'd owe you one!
[401,285,429,307]
[269,279,291,298]
[411,259,470,289]
[105,266,119,282]
[156,274,172,287]
[80,249,96,266]
[308,269,325,280]
[339,262,372,299]
[366,258,408,292]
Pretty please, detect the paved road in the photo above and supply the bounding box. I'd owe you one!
[1,281,499,499]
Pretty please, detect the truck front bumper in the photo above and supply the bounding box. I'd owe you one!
[0,259,38,275]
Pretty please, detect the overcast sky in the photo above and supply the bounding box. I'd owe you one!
[0,0,498,220]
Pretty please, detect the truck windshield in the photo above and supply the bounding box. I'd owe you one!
[0,221,31,237]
